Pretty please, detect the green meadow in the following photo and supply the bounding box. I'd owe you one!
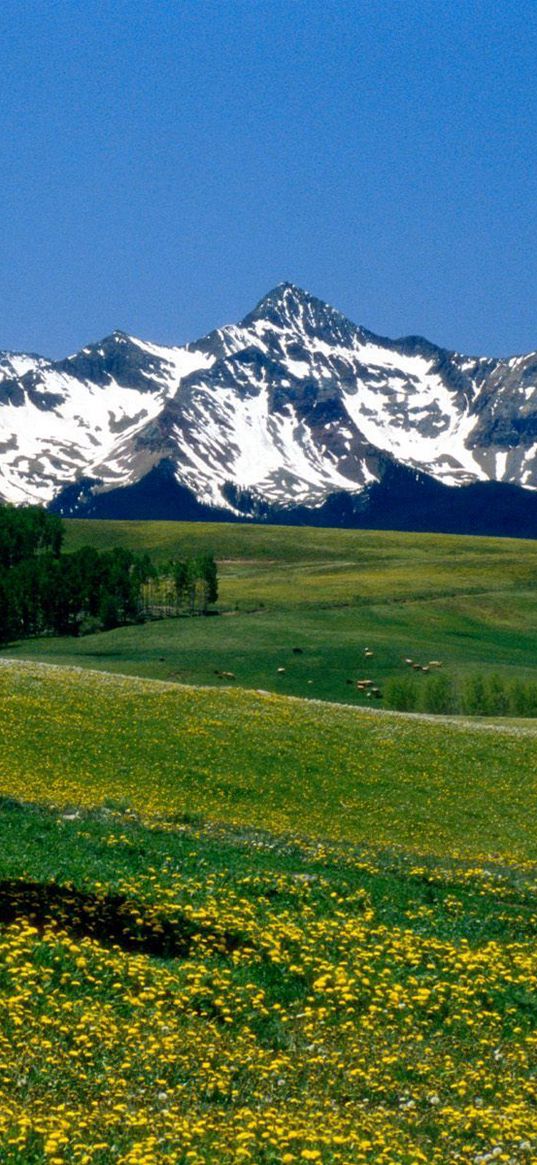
[2,660,537,1162]
[3,522,537,1163]
[3,520,537,705]
[3,658,537,861]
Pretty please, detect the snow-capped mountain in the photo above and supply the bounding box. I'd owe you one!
[3,283,537,534]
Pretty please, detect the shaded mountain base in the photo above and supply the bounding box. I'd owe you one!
[345,465,537,538]
[49,460,537,538]
[48,462,235,523]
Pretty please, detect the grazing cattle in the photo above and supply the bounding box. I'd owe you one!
[428,660,443,668]
[403,658,414,665]
[364,649,374,658]
[371,687,382,698]
[277,667,286,674]
[292,647,303,654]
[221,671,236,680]
[412,663,422,671]
[421,666,430,674]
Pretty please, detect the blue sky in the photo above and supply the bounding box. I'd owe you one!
[1,0,536,358]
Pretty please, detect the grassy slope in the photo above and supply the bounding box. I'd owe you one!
[2,659,537,863]
[5,523,537,1161]
[3,520,537,705]
[3,644,537,1160]
[5,789,537,1164]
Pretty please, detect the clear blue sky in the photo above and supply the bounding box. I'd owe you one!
[1,0,536,359]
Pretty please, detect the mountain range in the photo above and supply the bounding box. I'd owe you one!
[2,282,537,535]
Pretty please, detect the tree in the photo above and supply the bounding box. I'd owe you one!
[383,675,418,712]
[172,559,191,611]
[99,591,120,630]
[0,503,217,642]
[198,552,218,611]
[418,673,457,715]
[461,674,487,716]
[0,504,63,569]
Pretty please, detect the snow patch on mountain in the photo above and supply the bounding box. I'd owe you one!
[0,339,212,505]
[1,282,536,513]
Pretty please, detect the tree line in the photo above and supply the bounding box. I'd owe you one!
[140,555,218,619]
[0,504,218,643]
[384,670,537,718]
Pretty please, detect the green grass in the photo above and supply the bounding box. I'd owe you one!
[60,518,537,577]
[2,659,537,863]
[4,520,537,706]
[5,524,537,1162]
[2,656,537,1162]
[4,788,537,1164]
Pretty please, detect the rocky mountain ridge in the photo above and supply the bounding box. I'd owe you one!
[2,283,537,533]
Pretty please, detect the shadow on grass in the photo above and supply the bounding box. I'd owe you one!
[0,880,247,960]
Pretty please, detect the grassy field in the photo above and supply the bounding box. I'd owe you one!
[3,523,537,1162]
[4,520,537,706]
[3,658,537,861]
[1,661,537,1162]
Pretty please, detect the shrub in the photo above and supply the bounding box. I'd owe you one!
[461,674,488,716]
[418,673,457,715]
[482,673,510,716]
[383,676,419,712]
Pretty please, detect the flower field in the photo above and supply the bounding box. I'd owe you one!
[2,660,537,861]
[1,660,537,1162]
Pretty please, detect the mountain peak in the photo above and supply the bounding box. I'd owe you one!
[244,282,313,319]
[95,329,133,349]
[265,280,308,301]
[4,284,537,535]
[241,282,362,346]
